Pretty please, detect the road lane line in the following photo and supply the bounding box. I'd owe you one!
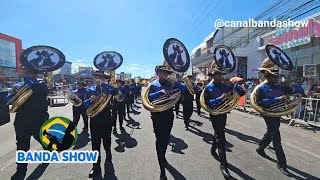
[285,143,320,159]
[0,144,42,171]
[230,114,320,160]
[0,159,15,171]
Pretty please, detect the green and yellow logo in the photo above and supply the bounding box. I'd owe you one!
[40,117,78,151]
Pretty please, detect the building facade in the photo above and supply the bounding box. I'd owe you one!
[117,72,131,80]
[0,33,23,84]
[191,12,320,86]
[70,67,94,85]
[53,61,72,83]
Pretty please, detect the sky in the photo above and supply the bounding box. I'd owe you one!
[1,0,279,78]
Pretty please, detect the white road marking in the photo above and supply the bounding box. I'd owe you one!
[285,143,320,159]
[231,114,320,160]
[0,144,42,171]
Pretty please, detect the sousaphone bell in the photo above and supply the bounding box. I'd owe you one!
[87,50,124,118]
[8,46,66,113]
[199,45,240,115]
[250,45,302,117]
[142,38,192,112]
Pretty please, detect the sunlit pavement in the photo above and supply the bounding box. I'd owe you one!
[1,98,320,180]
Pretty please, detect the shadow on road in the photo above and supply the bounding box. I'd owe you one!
[73,129,91,150]
[113,127,137,152]
[210,150,255,180]
[189,119,203,126]
[130,108,141,115]
[166,163,187,180]
[225,141,234,152]
[188,125,214,145]
[168,135,188,154]
[200,115,211,120]
[258,153,320,180]
[228,163,255,180]
[133,103,141,109]
[125,116,141,129]
[26,163,49,180]
[225,128,260,145]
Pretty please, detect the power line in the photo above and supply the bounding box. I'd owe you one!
[181,0,218,38]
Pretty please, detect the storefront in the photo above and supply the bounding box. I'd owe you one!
[258,13,320,87]
[0,33,23,84]
[191,28,264,80]
[191,12,320,84]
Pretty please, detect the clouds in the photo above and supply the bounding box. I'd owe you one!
[118,63,154,78]
[124,64,141,71]
[70,59,92,73]
[69,60,154,78]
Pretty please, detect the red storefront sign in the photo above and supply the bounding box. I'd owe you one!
[268,19,320,46]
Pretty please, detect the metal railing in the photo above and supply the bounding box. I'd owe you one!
[235,94,320,127]
[47,97,69,107]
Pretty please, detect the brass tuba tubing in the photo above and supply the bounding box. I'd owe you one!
[141,84,181,112]
[63,87,83,107]
[200,80,241,115]
[8,84,33,113]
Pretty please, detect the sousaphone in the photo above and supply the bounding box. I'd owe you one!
[200,45,240,115]
[142,38,192,112]
[8,46,66,113]
[87,50,124,118]
[250,45,302,117]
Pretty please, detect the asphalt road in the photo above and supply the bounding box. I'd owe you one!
[0,99,320,180]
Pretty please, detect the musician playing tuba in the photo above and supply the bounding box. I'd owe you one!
[112,79,127,133]
[200,45,245,178]
[251,45,302,177]
[71,81,89,131]
[147,65,187,179]
[4,45,66,180]
[141,38,192,180]
[87,50,124,178]
[204,68,245,178]
[82,70,119,178]
[194,82,203,116]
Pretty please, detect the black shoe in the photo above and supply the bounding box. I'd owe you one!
[89,165,101,178]
[11,170,26,180]
[256,148,270,159]
[277,164,292,177]
[220,165,231,178]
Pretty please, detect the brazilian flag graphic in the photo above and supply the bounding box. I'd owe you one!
[40,116,78,151]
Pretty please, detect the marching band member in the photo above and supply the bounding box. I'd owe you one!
[124,81,131,117]
[204,69,245,178]
[83,70,119,178]
[72,81,89,131]
[182,76,194,130]
[129,80,136,107]
[174,93,182,117]
[255,70,292,177]
[148,65,186,180]
[5,66,49,180]
[135,82,142,102]
[194,82,203,116]
[112,79,126,133]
